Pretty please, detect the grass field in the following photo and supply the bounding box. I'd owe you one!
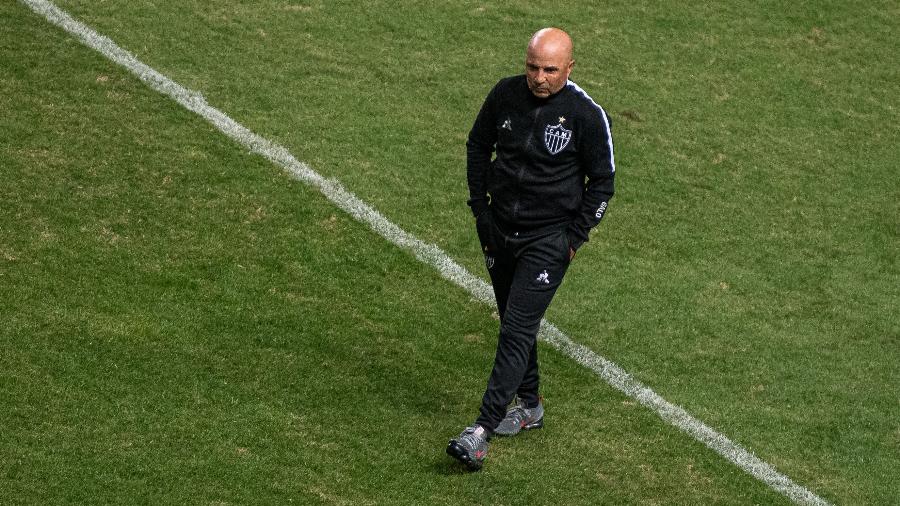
[2,1,898,504]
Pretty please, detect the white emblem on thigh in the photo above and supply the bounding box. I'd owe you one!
[536,269,550,284]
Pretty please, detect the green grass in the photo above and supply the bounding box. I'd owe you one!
[3,0,898,504]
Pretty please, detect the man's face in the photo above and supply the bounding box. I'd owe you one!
[525,46,573,98]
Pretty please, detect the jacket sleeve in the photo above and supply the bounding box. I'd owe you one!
[567,107,615,251]
[466,82,501,218]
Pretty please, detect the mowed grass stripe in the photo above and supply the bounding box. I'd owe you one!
[16,1,834,504]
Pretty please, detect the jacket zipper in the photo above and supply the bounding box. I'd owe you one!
[514,104,543,222]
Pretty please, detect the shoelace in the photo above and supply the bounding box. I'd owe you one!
[506,405,530,424]
[460,428,486,450]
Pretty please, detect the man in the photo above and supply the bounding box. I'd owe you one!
[447,27,615,470]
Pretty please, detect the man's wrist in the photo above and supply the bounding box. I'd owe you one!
[567,230,586,252]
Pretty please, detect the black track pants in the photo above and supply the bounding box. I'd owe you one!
[474,217,571,432]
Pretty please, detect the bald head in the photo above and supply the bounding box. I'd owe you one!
[528,28,573,62]
[524,28,575,98]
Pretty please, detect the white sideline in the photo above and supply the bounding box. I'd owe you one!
[20,1,829,504]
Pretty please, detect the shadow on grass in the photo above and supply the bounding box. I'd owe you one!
[432,457,478,476]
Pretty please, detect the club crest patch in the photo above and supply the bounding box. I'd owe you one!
[544,123,572,155]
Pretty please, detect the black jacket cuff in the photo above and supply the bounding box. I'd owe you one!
[468,199,489,219]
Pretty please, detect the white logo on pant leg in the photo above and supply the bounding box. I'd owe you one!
[536,270,550,284]
[595,201,608,219]
[485,255,495,269]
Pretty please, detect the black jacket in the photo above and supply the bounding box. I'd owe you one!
[466,75,615,250]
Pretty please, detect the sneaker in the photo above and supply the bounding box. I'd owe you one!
[494,397,544,436]
[446,425,489,470]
